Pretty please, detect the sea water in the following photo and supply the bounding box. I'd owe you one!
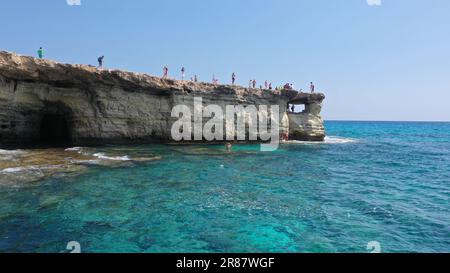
[0,121,449,253]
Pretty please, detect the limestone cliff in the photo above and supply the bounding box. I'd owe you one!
[0,51,325,146]
[288,92,326,141]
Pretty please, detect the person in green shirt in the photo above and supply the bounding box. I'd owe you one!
[37,47,44,59]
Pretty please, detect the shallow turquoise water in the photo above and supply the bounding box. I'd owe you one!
[0,121,449,253]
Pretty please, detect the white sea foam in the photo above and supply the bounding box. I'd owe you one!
[0,149,26,155]
[65,147,93,157]
[0,165,58,174]
[65,148,131,162]
[324,136,358,144]
[92,153,131,161]
[65,147,84,152]
[0,167,29,173]
[285,136,358,145]
[69,159,101,165]
[0,164,68,174]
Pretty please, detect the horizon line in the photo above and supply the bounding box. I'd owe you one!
[325,119,450,123]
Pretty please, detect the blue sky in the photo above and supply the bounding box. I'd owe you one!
[1,0,449,121]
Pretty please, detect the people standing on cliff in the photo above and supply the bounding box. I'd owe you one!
[248,80,252,88]
[310,82,315,93]
[225,142,232,152]
[252,80,256,88]
[181,67,185,80]
[37,47,44,59]
[212,74,218,85]
[163,66,168,79]
[194,75,198,82]
[264,80,268,89]
[97,56,104,68]
[269,83,272,90]
[232,72,236,85]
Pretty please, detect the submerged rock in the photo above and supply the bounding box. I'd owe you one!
[0,147,162,184]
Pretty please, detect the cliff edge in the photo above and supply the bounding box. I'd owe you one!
[0,51,325,146]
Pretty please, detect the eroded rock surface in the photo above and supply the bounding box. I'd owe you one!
[0,50,325,145]
[288,93,326,141]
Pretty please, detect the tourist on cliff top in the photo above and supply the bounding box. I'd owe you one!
[252,79,256,88]
[232,72,236,85]
[269,83,273,90]
[310,82,315,93]
[98,56,104,68]
[37,47,44,59]
[264,80,268,89]
[181,67,185,80]
[194,75,198,82]
[163,66,168,79]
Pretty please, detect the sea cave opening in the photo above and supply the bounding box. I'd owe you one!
[39,113,71,146]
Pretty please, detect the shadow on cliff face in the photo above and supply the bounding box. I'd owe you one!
[38,102,73,147]
[40,113,70,146]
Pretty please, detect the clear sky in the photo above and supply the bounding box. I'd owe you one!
[1,0,449,121]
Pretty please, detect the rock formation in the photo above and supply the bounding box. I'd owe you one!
[0,50,325,146]
[287,92,326,141]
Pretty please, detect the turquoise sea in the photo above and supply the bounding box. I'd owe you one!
[0,121,449,253]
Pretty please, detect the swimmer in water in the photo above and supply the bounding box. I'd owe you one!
[225,142,232,152]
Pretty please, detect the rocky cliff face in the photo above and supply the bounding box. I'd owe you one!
[287,92,326,141]
[0,51,325,146]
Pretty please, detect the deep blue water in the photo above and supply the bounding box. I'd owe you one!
[0,121,449,253]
